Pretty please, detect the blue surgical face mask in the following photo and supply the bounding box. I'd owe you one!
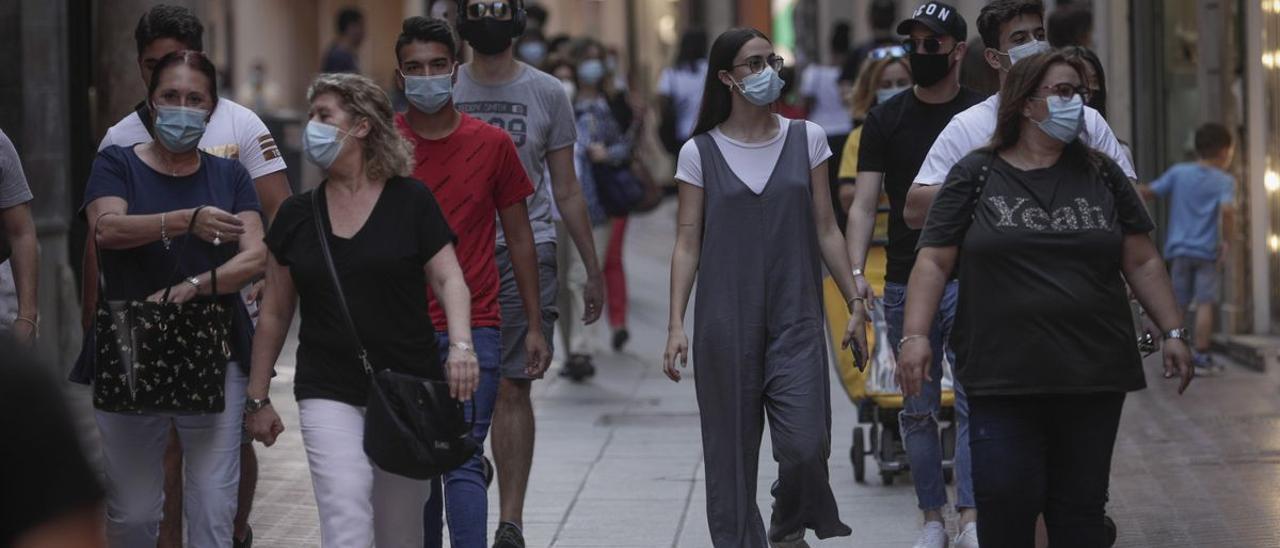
[1034,94,1085,143]
[1002,39,1051,67]
[733,66,784,106]
[402,69,454,114]
[876,86,910,104]
[578,59,605,87]
[153,105,208,153]
[517,41,547,66]
[303,120,351,170]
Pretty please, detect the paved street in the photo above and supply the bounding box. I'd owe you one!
[68,198,1280,547]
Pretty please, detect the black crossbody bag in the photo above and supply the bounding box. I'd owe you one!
[310,189,477,480]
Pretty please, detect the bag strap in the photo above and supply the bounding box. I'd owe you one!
[310,185,375,376]
[93,205,210,304]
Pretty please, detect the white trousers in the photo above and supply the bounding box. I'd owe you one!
[558,222,611,356]
[95,363,247,548]
[299,398,432,548]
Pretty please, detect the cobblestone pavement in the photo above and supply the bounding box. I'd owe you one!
[71,199,1280,547]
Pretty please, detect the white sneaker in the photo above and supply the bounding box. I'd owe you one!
[954,522,979,548]
[913,521,949,548]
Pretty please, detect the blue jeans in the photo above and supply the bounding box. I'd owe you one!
[423,327,501,548]
[883,280,973,511]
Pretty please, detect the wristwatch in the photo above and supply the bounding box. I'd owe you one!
[450,341,476,356]
[244,397,272,414]
[852,268,865,278]
[1162,328,1189,341]
[185,276,201,290]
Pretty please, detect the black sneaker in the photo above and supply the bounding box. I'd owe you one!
[559,354,595,382]
[611,328,630,351]
[493,522,526,548]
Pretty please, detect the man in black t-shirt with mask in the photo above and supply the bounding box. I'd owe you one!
[845,3,984,547]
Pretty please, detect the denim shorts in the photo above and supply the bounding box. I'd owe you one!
[1170,257,1218,307]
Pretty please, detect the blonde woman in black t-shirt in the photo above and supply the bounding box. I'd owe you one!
[900,51,1193,547]
[244,73,477,547]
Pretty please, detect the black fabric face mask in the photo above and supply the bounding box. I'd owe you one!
[909,52,953,87]
[460,18,516,55]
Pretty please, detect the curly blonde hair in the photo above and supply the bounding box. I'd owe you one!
[307,73,413,182]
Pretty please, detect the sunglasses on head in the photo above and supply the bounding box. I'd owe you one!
[466,1,513,20]
[901,37,955,55]
[867,45,907,61]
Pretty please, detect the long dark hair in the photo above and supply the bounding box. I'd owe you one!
[990,50,1088,151]
[690,28,770,137]
[1061,46,1107,119]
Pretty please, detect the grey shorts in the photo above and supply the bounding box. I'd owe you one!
[1170,256,1219,307]
[497,242,559,380]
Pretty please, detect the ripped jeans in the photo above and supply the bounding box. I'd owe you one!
[883,280,973,511]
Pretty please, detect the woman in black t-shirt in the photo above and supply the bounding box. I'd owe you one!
[244,73,476,547]
[899,51,1193,547]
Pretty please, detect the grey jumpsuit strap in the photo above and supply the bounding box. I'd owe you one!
[691,120,851,547]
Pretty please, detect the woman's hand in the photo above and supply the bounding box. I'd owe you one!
[190,206,246,245]
[524,332,552,379]
[246,406,285,447]
[445,344,480,402]
[588,143,609,163]
[842,304,869,371]
[662,328,689,382]
[147,280,199,303]
[896,337,932,397]
[1162,338,1194,394]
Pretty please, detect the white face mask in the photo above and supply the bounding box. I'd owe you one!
[1001,39,1052,67]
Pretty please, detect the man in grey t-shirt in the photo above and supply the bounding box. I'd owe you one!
[450,1,603,545]
[0,128,38,345]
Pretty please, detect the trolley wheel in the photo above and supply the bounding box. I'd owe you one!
[880,471,895,486]
[1103,515,1117,547]
[851,426,866,483]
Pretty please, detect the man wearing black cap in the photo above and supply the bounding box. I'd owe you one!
[844,2,982,547]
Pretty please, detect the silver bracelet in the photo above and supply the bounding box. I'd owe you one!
[161,212,172,250]
[896,334,929,353]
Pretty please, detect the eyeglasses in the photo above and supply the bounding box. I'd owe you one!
[466,1,513,20]
[732,54,784,75]
[901,37,955,55]
[867,45,907,61]
[1030,83,1091,101]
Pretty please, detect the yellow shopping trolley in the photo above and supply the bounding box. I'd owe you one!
[823,202,958,485]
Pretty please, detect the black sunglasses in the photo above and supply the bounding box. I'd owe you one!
[466,1,513,20]
[901,37,955,55]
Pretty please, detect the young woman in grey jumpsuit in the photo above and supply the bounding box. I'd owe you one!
[663,28,868,548]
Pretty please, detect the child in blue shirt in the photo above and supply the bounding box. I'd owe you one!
[1142,123,1236,374]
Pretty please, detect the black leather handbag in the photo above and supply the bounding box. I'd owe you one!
[310,188,477,480]
[92,207,232,414]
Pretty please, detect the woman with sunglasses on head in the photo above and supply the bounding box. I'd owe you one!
[833,48,911,213]
[81,50,266,547]
[900,51,1193,547]
[663,28,864,548]
[244,73,477,548]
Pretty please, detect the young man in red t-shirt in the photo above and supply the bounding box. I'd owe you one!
[392,16,550,547]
